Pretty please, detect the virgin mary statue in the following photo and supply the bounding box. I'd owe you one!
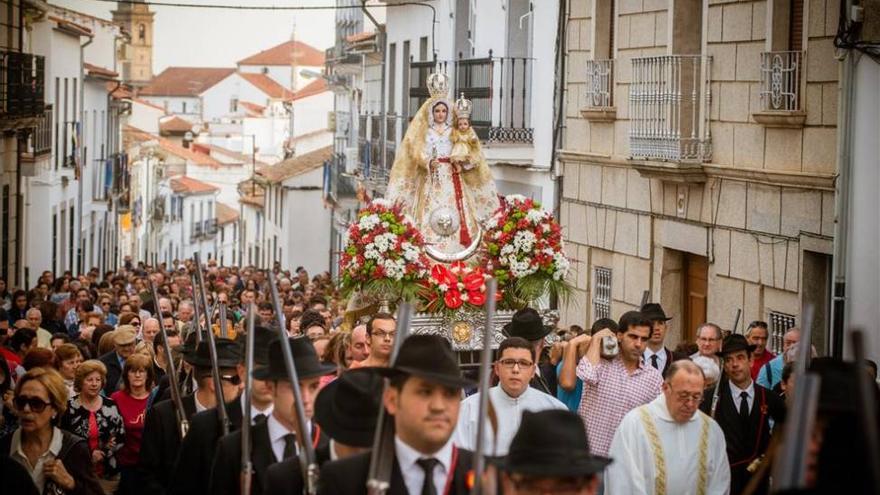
[386,71,499,261]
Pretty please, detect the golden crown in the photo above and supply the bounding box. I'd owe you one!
[454,92,472,119]
[427,71,449,99]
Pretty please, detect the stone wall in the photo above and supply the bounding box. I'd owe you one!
[559,0,838,349]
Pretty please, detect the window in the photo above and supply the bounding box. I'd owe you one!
[138,23,146,42]
[69,207,74,273]
[593,267,612,320]
[182,101,187,114]
[768,311,797,354]
[388,43,397,114]
[402,41,411,120]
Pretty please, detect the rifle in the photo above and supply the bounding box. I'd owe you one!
[640,290,650,308]
[772,303,819,490]
[193,252,230,436]
[148,279,189,439]
[190,274,203,346]
[366,301,413,495]
[267,274,318,495]
[710,308,742,417]
[471,279,498,495]
[219,303,229,338]
[850,329,880,494]
[240,303,256,495]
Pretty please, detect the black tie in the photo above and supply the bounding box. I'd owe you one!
[282,433,296,460]
[416,458,440,495]
[650,354,659,369]
[253,413,267,424]
[739,391,750,422]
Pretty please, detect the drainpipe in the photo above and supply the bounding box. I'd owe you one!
[78,34,94,275]
[829,0,856,360]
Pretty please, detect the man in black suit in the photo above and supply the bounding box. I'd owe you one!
[263,367,384,493]
[640,303,685,377]
[138,338,242,495]
[503,308,555,395]
[700,334,785,495]
[209,336,335,495]
[169,326,277,495]
[98,325,137,395]
[495,409,610,495]
[318,334,476,495]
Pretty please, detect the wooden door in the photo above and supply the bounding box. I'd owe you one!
[683,254,708,342]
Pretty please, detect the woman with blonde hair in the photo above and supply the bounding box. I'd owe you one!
[110,353,154,493]
[60,360,125,493]
[0,367,102,494]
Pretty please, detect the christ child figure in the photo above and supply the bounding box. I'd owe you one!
[450,93,480,173]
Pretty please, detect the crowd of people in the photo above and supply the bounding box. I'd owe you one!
[0,259,877,495]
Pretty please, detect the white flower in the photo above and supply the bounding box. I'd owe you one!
[506,194,528,204]
[358,214,381,231]
[525,209,545,224]
[438,283,449,293]
[513,231,536,252]
[500,244,515,257]
[372,198,392,208]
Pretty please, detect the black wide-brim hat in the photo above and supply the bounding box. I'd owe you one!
[253,336,336,381]
[376,334,474,389]
[502,308,553,342]
[640,303,673,322]
[314,368,383,448]
[184,338,242,368]
[492,409,611,477]
[716,334,757,357]
[249,325,277,367]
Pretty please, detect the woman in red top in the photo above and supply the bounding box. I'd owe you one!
[110,352,154,494]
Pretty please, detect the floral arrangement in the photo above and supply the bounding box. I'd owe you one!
[339,199,431,301]
[483,195,572,306]
[422,261,491,313]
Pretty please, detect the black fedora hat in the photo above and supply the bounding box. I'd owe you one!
[314,368,383,447]
[250,325,277,367]
[495,409,611,476]
[253,336,336,381]
[502,308,553,342]
[716,334,756,357]
[184,338,242,368]
[640,303,673,322]
[377,334,474,389]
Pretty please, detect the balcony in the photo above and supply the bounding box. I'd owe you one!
[203,218,218,236]
[408,52,534,145]
[629,55,712,169]
[22,105,52,161]
[191,221,204,240]
[0,51,45,129]
[753,51,806,128]
[582,59,616,122]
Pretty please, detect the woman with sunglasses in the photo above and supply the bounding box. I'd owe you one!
[110,353,154,494]
[0,367,102,494]
[61,360,125,494]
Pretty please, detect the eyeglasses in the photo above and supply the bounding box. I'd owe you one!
[14,395,52,413]
[672,391,704,404]
[696,337,720,343]
[373,330,396,340]
[498,359,534,369]
[221,374,241,386]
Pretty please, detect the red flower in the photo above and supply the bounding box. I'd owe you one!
[468,291,486,306]
[444,289,463,309]
[463,272,485,292]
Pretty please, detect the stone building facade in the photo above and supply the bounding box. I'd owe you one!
[559,0,838,354]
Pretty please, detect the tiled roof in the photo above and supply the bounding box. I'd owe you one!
[290,78,327,101]
[84,63,118,79]
[239,100,265,116]
[48,15,92,37]
[169,175,219,195]
[239,194,264,208]
[133,98,165,112]
[345,31,377,43]
[258,145,332,183]
[159,115,193,134]
[107,82,133,99]
[139,67,235,96]
[216,202,239,225]
[124,125,221,167]
[239,72,294,100]
[237,40,325,67]
[190,143,270,167]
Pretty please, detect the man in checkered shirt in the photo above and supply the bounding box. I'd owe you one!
[576,310,663,456]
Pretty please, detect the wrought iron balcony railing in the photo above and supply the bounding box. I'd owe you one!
[1,51,45,121]
[759,51,803,111]
[203,218,218,236]
[23,105,52,157]
[191,221,204,240]
[585,59,614,108]
[629,55,712,163]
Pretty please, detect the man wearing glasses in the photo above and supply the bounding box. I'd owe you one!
[454,337,566,455]
[350,313,396,369]
[692,322,723,367]
[606,360,730,494]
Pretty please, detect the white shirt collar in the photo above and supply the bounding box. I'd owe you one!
[651,394,700,424]
[194,393,209,413]
[239,393,274,422]
[729,379,754,399]
[10,426,63,457]
[394,435,454,495]
[267,413,311,462]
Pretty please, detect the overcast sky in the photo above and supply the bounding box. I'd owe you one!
[57,0,337,72]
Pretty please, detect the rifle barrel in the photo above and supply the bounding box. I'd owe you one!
[149,279,189,438]
[193,252,230,436]
[240,303,256,495]
[268,274,317,495]
[471,279,498,495]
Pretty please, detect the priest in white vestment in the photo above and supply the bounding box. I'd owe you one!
[454,337,567,455]
[606,360,730,495]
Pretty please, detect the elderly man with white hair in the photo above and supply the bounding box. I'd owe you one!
[25,307,52,348]
[756,327,800,390]
[607,360,730,494]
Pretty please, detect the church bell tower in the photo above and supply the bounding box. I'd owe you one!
[112,0,155,87]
